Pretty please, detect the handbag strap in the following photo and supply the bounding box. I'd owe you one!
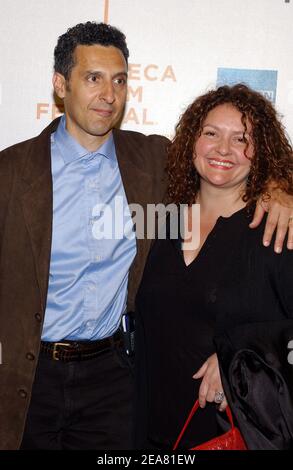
[173,399,234,450]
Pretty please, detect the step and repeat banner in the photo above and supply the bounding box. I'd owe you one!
[0,0,292,150]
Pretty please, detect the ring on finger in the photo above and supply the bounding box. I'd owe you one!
[214,391,225,404]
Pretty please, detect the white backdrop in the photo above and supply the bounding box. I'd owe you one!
[0,0,292,150]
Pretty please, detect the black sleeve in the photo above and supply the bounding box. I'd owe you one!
[271,246,293,319]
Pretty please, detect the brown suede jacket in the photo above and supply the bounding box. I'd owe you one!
[0,117,168,449]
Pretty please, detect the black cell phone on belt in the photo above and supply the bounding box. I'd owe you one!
[121,312,135,356]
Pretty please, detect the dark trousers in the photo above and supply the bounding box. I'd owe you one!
[20,344,134,450]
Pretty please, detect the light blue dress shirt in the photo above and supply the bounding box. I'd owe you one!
[42,116,136,341]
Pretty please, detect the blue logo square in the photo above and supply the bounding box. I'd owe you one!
[217,68,278,103]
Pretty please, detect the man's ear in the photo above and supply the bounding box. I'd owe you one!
[52,72,67,99]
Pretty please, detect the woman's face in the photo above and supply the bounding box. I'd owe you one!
[193,103,254,190]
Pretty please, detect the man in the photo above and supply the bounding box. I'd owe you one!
[0,21,292,450]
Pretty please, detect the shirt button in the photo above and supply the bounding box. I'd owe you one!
[95,255,100,262]
[26,352,35,361]
[35,313,42,322]
[18,389,28,399]
[87,284,96,292]
[88,180,98,189]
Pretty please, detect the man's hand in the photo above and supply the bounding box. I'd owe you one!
[249,190,293,253]
[193,353,227,412]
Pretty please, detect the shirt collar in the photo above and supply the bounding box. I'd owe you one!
[54,115,116,165]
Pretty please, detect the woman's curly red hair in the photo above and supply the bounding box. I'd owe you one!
[167,84,293,205]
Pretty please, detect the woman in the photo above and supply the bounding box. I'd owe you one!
[135,84,293,449]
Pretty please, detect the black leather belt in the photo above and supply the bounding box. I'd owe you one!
[40,330,122,362]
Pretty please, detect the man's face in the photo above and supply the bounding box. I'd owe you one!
[53,44,128,150]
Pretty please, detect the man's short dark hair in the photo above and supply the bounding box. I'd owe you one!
[54,21,129,80]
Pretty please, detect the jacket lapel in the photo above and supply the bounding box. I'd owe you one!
[19,119,60,308]
[113,129,154,280]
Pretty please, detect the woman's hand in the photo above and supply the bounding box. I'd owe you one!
[250,189,293,253]
[193,353,228,412]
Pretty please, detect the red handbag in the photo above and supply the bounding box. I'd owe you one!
[173,399,247,450]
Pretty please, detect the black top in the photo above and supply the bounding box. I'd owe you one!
[135,207,293,448]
